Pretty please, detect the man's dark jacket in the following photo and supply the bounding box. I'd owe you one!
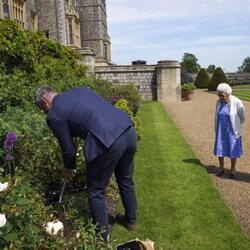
[46,87,133,169]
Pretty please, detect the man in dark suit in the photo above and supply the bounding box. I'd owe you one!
[35,86,137,241]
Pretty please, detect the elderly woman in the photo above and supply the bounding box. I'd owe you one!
[214,83,246,179]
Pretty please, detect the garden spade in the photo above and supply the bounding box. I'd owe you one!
[51,179,68,215]
[58,179,67,203]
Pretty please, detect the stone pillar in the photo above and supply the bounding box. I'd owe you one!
[76,47,96,74]
[56,0,67,45]
[156,60,181,102]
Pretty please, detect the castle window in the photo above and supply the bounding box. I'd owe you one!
[3,0,10,18]
[67,16,81,48]
[68,18,74,45]
[31,11,37,31]
[12,0,26,28]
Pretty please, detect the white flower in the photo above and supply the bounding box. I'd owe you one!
[0,182,8,192]
[45,220,64,235]
[76,232,80,239]
[0,213,7,228]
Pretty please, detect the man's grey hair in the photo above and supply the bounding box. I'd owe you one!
[34,86,55,109]
[216,83,232,95]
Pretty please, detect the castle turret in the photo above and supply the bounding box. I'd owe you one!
[78,0,111,66]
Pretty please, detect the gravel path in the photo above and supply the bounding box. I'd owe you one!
[163,89,250,235]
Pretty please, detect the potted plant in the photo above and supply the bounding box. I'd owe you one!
[181,83,196,101]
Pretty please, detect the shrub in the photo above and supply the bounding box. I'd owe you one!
[0,109,108,249]
[0,172,108,249]
[0,19,84,74]
[0,173,49,249]
[115,99,143,141]
[0,18,142,249]
[181,68,194,84]
[86,76,114,101]
[194,68,210,88]
[88,76,141,115]
[0,107,88,194]
[111,84,141,115]
[0,71,34,112]
[208,67,230,91]
[0,19,89,112]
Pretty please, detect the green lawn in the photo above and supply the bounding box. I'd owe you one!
[111,101,250,249]
[232,84,250,89]
[231,85,250,100]
[231,90,250,101]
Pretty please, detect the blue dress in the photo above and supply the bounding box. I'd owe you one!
[214,102,243,158]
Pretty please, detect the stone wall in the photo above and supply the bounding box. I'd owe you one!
[37,0,58,41]
[95,64,157,100]
[95,61,181,101]
[25,0,37,31]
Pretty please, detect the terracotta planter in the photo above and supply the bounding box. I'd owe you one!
[182,90,194,101]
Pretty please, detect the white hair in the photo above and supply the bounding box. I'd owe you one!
[216,83,232,95]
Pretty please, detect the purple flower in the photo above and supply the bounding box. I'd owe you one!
[3,132,17,150]
[5,155,13,161]
[111,96,120,103]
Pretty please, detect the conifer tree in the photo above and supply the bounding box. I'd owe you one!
[194,68,210,88]
[208,67,229,91]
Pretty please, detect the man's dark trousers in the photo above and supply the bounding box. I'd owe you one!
[86,126,137,240]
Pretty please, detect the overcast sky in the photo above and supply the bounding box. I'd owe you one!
[106,0,250,72]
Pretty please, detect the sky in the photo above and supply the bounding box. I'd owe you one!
[106,0,250,72]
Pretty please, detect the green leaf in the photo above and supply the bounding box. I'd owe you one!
[16,198,30,206]
[0,222,13,234]
[3,232,18,242]
[25,223,40,235]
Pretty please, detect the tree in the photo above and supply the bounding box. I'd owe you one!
[238,57,250,72]
[194,68,210,88]
[180,53,201,73]
[208,67,229,91]
[207,64,216,74]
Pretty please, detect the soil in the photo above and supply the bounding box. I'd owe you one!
[163,89,250,235]
[45,179,118,238]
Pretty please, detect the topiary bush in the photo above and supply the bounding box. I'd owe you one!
[208,67,230,91]
[194,68,210,88]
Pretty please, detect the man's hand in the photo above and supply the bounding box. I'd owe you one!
[62,167,74,180]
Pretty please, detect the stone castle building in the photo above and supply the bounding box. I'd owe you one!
[0,0,111,66]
